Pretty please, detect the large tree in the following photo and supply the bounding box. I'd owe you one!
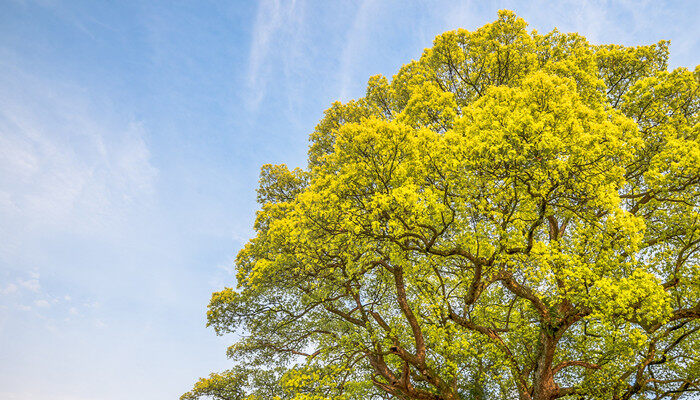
[184,10,700,400]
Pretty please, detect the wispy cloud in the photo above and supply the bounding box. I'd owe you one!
[441,0,482,33]
[0,59,158,260]
[18,278,40,292]
[33,299,50,308]
[247,0,306,111]
[337,0,376,101]
[248,0,285,107]
[1,283,18,295]
[0,267,99,333]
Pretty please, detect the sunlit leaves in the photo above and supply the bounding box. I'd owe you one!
[186,9,700,400]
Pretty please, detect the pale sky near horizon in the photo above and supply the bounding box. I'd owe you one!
[0,1,697,399]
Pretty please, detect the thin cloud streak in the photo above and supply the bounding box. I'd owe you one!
[247,0,284,109]
[247,0,305,111]
[0,61,158,261]
[337,0,375,102]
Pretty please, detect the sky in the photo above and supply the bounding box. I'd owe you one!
[0,1,697,399]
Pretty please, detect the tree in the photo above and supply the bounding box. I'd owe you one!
[184,10,700,400]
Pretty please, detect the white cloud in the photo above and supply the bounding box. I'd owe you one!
[0,59,158,260]
[208,258,237,289]
[18,279,40,292]
[441,0,481,33]
[83,301,101,309]
[338,0,376,101]
[247,0,306,110]
[34,299,50,308]
[1,283,18,295]
[248,0,284,105]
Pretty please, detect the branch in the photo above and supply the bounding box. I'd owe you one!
[497,271,550,322]
[552,360,601,375]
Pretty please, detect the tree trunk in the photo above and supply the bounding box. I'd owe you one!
[531,330,557,400]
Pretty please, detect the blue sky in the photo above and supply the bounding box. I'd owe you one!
[0,1,697,399]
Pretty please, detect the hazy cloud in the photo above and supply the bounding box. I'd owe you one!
[33,299,50,308]
[18,279,40,293]
[0,60,158,260]
[1,283,18,295]
[338,0,376,101]
[247,0,306,110]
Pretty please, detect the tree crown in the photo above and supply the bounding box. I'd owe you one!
[185,10,700,400]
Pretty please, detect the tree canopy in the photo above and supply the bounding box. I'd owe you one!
[183,10,700,400]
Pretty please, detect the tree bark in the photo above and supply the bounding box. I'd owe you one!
[531,330,558,400]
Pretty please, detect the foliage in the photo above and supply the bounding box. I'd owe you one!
[183,10,700,400]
